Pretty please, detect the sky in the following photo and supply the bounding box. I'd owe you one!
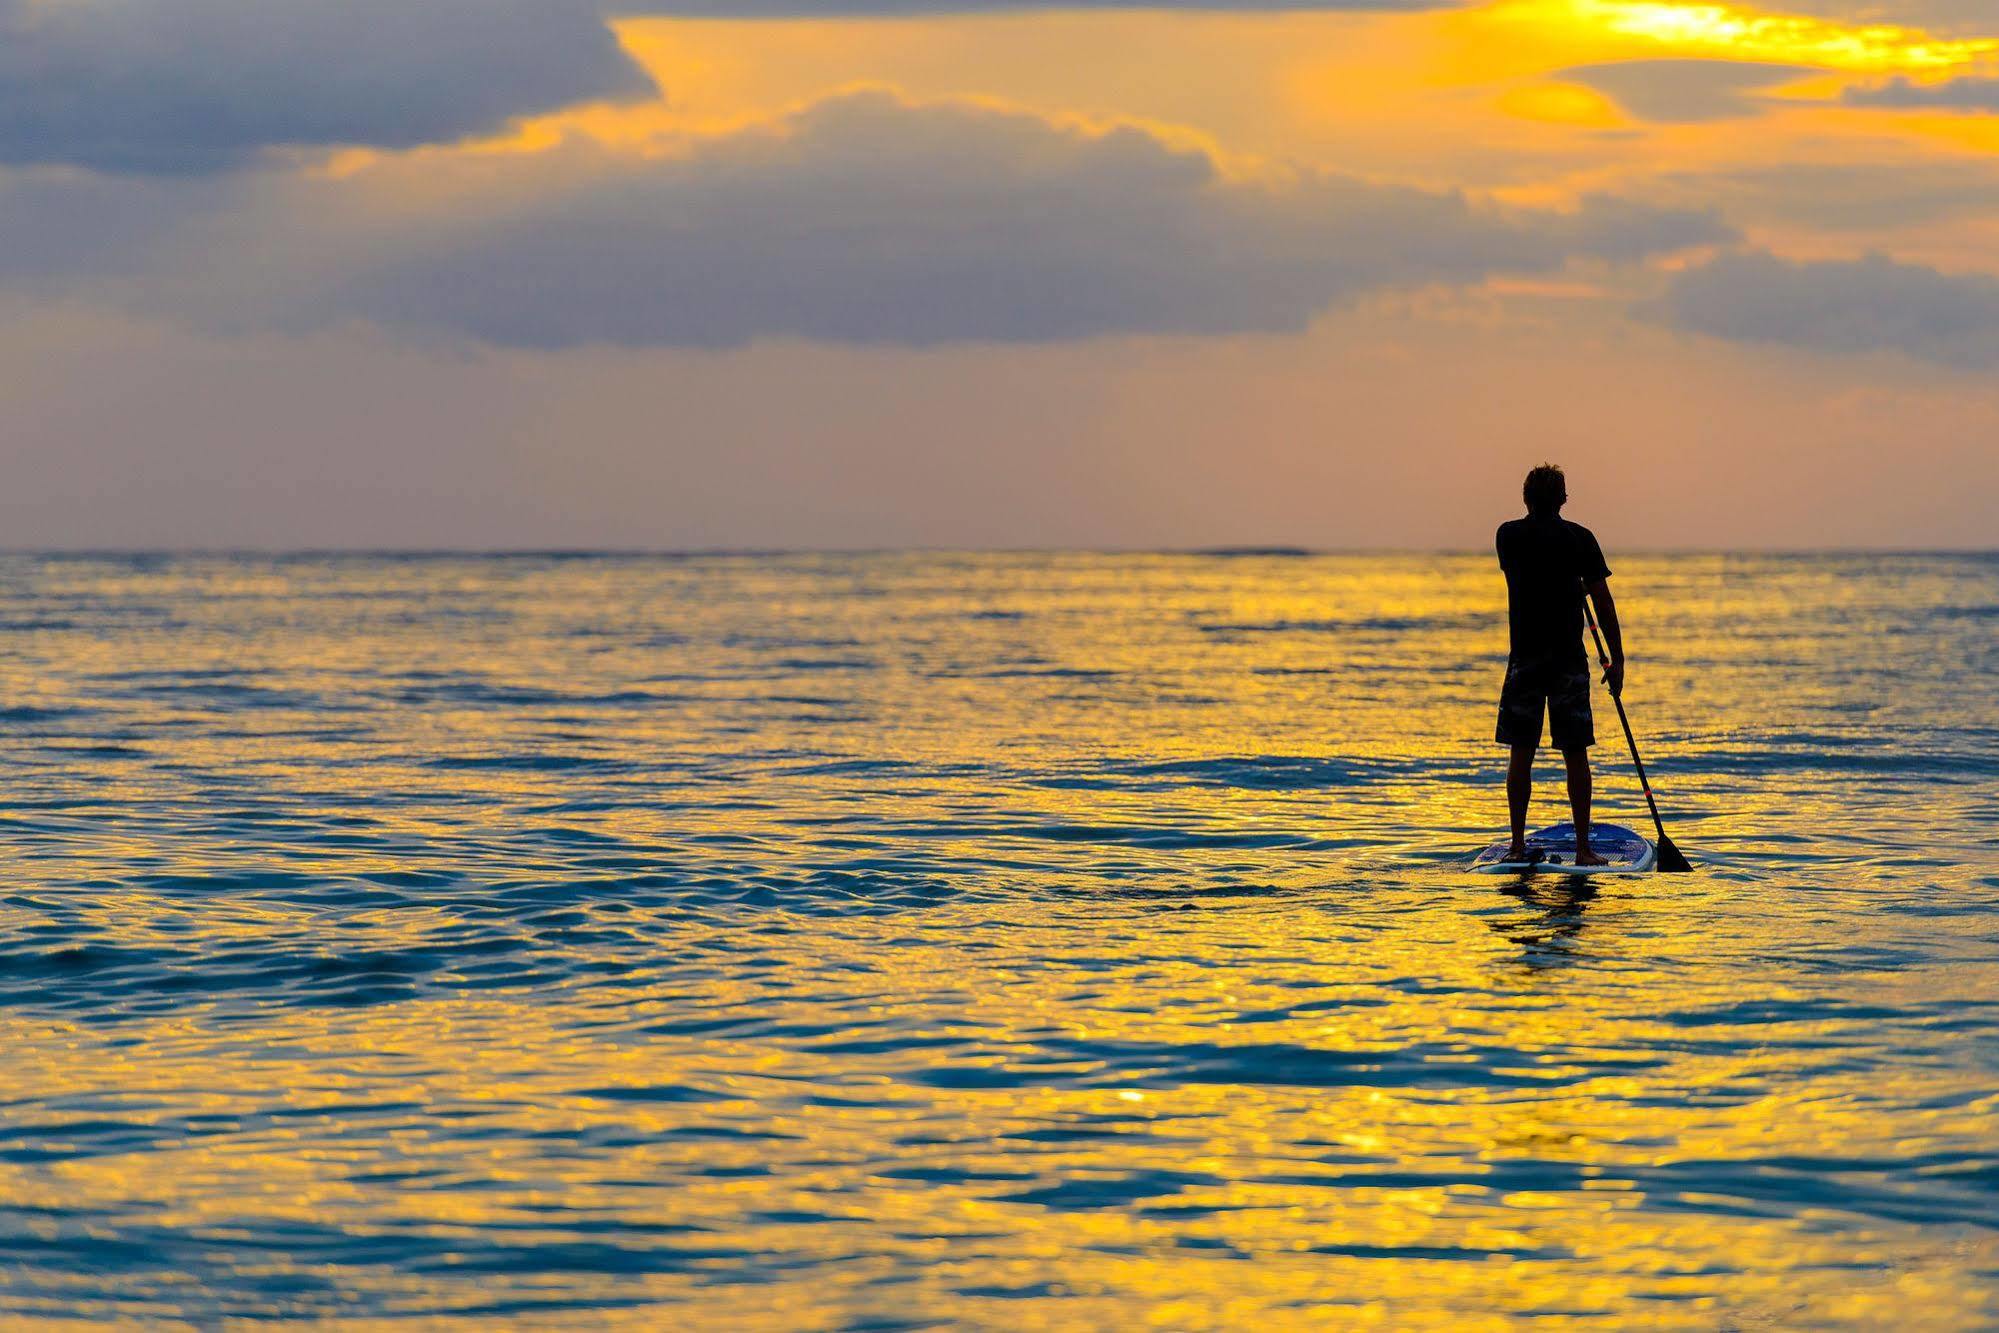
[2,0,1997,549]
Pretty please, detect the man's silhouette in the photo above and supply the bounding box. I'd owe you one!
[1495,464,1622,866]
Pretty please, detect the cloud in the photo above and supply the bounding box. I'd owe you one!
[1652,161,1999,231]
[0,0,652,174]
[0,171,214,290]
[1651,250,1999,367]
[1844,76,1999,112]
[1563,61,1812,123]
[619,0,1440,8]
[309,89,1727,349]
[1789,0,1999,31]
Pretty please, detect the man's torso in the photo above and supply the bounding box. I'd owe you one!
[1496,516,1610,666]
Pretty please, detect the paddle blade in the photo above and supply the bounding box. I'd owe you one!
[1654,834,1694,873]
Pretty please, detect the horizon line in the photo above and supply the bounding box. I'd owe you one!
[0,545,1993,559]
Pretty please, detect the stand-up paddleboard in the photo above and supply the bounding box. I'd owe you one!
[1470,822,1656,875]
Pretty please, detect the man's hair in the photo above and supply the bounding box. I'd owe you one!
[1523,464,1566,515]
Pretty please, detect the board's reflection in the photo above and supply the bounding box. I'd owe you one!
[1489,880,1600,969]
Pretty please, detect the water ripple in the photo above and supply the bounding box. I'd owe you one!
[0,552,1995,1327]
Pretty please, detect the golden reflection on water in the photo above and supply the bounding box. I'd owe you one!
[0,553,1995,1327]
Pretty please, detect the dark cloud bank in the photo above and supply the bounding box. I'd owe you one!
[320,90,1727,348]
[0,0,653,173]
[1655,250,1999,367]
[1845,76,1999,114]
[1563,60,1809,123]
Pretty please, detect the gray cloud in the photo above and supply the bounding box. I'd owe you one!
[0,0,652,174]
[1844,76,1999,113]
[1652,250,1999,367]
[316,89,1728,348]
[1651,161,1999,232]
[0,172,216,289]
[1564,61,1812,123]
[1772,0,1999,30]
[616,0,1438,9]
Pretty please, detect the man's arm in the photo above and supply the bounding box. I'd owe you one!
[1587,578,1624,697]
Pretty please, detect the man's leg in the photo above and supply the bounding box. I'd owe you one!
[1507,743,1536,857]
[1562,747,1605,865]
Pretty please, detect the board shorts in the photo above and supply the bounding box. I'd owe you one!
[1496,657,1594,750]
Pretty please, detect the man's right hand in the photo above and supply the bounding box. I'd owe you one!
[1604,659,1625,698]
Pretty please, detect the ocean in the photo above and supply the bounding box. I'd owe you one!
[1,551,1994,1328]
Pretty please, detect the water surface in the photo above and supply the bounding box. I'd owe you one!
[1,552,1995,1327]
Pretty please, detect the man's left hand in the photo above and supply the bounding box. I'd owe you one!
[1604,659,1625,698]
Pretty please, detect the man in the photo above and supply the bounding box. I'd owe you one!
[1495,463,1623,866]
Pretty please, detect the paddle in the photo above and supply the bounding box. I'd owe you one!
[1581,583,1693,872]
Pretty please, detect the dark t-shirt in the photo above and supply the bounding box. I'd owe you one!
[1496,515,1610,666]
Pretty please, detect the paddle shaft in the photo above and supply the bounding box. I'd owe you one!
[1579,585,1670,848]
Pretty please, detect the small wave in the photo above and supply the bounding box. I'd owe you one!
[1194,613,1493,636]
[0,705,92,722]
[427,754,625,772]
[932,666,1115,680]
[1000,1168,1221,1210]
[1039,755,1428,791]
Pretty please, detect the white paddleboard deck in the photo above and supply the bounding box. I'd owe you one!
[1470,822,1656,875]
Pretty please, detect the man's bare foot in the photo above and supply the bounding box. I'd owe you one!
[1574,847,1608,866]
[1504,842,1531,862]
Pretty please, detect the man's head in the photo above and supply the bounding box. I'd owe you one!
[1522,463,1567,516]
